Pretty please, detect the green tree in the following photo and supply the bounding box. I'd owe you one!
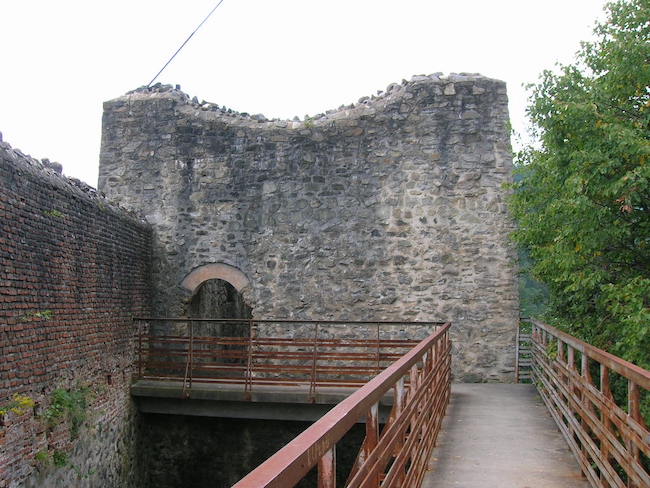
[510,0,650,368]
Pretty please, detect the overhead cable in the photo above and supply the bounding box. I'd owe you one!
[147,0,225,87]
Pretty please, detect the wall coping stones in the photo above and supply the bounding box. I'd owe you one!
[0,137,149,227]
[107,72,507,132]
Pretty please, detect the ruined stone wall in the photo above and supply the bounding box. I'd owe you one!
[0,138,152,487]
[99,73,518,382]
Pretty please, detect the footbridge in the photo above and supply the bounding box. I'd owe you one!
[131,319,650,488]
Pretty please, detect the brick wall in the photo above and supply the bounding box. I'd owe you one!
[0,138,151,487]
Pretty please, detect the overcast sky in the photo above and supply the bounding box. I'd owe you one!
[1,0,608,186]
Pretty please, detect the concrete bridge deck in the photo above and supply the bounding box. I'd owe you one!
[423,384,589,488]
[131,380,393,422]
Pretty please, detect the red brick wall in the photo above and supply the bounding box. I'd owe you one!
[0,140,151,487]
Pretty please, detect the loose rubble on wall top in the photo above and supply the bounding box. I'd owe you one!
[122,72,504,129]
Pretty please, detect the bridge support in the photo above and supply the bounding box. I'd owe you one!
[132,381,393,422]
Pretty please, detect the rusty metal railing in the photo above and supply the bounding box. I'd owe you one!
[231,322,451,488]
[531,319,650,488]
[134,318,444,401]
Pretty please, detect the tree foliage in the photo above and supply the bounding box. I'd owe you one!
[510,0,650,368]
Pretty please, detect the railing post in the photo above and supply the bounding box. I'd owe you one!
[366,402,380,487]
[599,364,612,484]
[393,377,407,486]
[575,351,590,475]
[309,323,320,402]
[318,446,336,488]
[627,380,642,488]
[580,354,593,424]
[628,380,642,425]
[376,323,381,375]
[600,364,612,400]
[580,353,591,383]
[407,361,420,465]
[189,320,194,391]
[445,329,451,392]
[245,319,254,400]
[137,319,143,379]
[394,376,405,427]
[181,320,193,398]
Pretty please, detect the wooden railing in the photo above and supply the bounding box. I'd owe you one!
[232,323,452,488]
[531,319,650,488]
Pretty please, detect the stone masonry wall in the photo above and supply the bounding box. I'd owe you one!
[0,137,152,487]
[99,73,518,382]
[137,414,364,488]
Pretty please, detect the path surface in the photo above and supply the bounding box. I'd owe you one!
[422,384,589,488]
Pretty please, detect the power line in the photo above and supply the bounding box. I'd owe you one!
[147,0,225,87]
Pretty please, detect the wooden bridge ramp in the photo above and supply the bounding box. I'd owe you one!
[422,383,588,488]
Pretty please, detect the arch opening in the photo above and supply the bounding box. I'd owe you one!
[181,262,250,297]
[188,278,252,320]
[185,277,252,376]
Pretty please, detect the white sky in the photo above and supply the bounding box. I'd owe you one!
[1,0,608,186]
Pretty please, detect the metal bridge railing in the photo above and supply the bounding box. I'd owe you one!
[134,318,445,401]
[531,319,650,488]
[516,318,533,383]
[231,322,451,488]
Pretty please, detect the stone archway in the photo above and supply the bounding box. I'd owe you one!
[181,263,251,297]
[180,262,252,317]
[181,262,252,319]
[180,263,252,373]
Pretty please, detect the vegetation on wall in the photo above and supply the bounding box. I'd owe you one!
[0,394,35,417]
[509,0,649,369]
[19,310,54,322]
[43,386,92,439]
[0,385,96,476]
[34,385,97,477]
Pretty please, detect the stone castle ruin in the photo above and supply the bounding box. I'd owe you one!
[1,73,517,487]
[99,73,518,382]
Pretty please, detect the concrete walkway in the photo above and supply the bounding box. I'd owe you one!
[422,384,589,488]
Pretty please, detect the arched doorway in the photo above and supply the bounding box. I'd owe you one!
[188,278,252,320]
[181,263,253,376]
[181,262,253,327]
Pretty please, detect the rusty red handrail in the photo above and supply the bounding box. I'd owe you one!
[134,317,447,325]
[530,319,650,488]
[134,318,441,401]
[232,322,451,488]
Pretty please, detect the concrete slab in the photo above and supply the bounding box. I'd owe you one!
[130,380,394,421]
[131,380,367,405]
[422,384,589,488]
